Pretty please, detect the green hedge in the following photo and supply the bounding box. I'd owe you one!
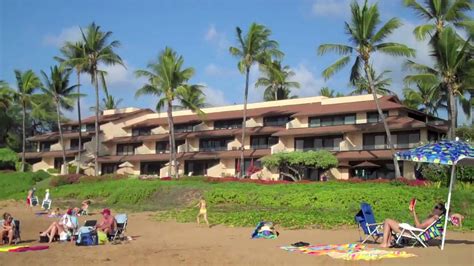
[0,148,18,170]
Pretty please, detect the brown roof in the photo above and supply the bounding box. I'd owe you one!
[22,150,80,159]
[28,131,95,142]
[273,124,360,137]
[103,132,188,144]
[186,126,284,138]
[352,161,381,168]
[334,150,394,161]
[184,149,270,160]
[97,153,178,163]
[359,116,426,132]
[63,109,153,126]
[292,96,403,117]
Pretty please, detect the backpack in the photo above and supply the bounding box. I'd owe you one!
[76,227,98,246]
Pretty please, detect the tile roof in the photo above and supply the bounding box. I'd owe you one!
[27,131,95,142]
[63,109,153,126]
[334,150,394,161]
[22,150,80,159]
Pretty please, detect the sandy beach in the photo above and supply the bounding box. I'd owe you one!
[0,201,473,266]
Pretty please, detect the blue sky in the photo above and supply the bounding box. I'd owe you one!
[0,0,470,124]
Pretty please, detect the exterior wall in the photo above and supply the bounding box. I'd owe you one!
[32,157,54,172]
[403,161,416,180]
[420,128,428,143]
[50,142,62,151]
[344,132,363,150]
[136,141,154,154]
[389,109,399,116]
[356,112,367,124]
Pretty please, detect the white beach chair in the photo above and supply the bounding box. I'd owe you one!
[395,216,444,248]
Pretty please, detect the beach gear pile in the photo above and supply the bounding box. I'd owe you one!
[251,221,278,239]
[281,243,416,261]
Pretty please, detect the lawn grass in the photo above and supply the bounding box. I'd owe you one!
[0,172,472,230]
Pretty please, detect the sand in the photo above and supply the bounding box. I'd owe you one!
[0,201,473,266]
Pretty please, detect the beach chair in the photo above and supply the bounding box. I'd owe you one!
[30,196,39,207]
[42,199,52,210]
[354,202,383,244]
[110,213,128,241]
[395,216,444,248]
[1,219,21,245]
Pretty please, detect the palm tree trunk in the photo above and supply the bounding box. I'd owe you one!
[94,71,100,176]
[364,63,401,178]
[274,84,278,101]
[167,101,177,178]
[447,83,456,140]
[21,101,26,172]
[76,71,82,174]
[240,68,250,178]
[56,101,68,174]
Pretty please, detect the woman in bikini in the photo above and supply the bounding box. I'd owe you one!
[196,197,209,227]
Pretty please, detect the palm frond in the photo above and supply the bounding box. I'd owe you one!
[322,56,351,80]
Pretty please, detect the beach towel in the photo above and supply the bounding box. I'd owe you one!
[281,244,416,261]
[0,245,27,252]
[8,246,49,252]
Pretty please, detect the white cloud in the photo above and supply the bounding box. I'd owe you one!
[311,0,351,18]
[42,26,82,47]
[204,63,239,77]
[204,24,230,52]
[99,60,145,90]
[290,64,326,97]
[199,84,230,107]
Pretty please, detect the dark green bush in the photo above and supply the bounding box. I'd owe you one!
[47,168,59,174]
[15,162,31,172]
[32,170,50,183]
[0,148,18,170]
[422,164,474,185]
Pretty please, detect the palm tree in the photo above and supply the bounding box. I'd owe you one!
[14,70,42,172]
[229,23,283,178]
[55,41,89,174]
[319,87,344,98]
[317,0,416,178]
[405,27,472,138]
[0,81,14,110]
[80,22,124,176]
[136,47,203,178]
[100,94,123,110]
[256,60,300,101]
[403,82,445,117]
[403,0,472,41]
[176,85,206,109]
[351,68,394,95]
[40,66,78,174]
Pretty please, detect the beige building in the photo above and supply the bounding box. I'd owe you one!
[24,94,447,180]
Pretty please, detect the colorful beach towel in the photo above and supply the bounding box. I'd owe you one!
[0,245,49,253]
[281,244,416,261]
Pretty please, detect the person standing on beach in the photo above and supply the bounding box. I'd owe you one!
[196,197,209,227]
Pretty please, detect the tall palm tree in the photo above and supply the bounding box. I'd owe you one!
[403,0,472,41]
[256,60,300,101]
[80,22,124,176]
[319,87,344,98]
[229,23,283,178]
[317,0,415,178]
[351,68,394,95]
[40,66,78,174]
[55,41,89,174]
[403,82,445,117]
[0,81,14,110]
[14,70,42,172]
[136,47,203,178]
[405,27,472,138]
[101,94,123,110]
[176,85,206,109]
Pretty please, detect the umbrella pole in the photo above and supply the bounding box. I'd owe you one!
[441,164,456,250]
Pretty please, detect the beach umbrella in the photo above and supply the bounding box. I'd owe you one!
[352,161,380,168]
[396,140,474,250]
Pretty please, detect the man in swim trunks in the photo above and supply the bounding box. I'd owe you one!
[196,197,209,227]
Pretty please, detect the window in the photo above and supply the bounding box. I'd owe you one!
[367,111,388,123]
[214,119,242,130]
[263,116,290,127]
[140,162,164,175]
[428,131,439,142]
[117,143,139,155]
[54,157,74,169]
[295,135,342,151]
[83,124,95,132]
[199,138,233,151]
[395,131,420,148]
[69,138,91,150]
[39,141,55,152]
[132,127,152,136]
[235,158,263,177]
[101,163,118,175]
[174,123,198,133]
[363,133,386,150]
[309,114,356,128]
[155,140,185,153]
[364,131,420,150]
[250,135,278,149]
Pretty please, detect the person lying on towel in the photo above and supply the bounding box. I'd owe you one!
[380,202,445,248]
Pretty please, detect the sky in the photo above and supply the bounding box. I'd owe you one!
[0,0,470,124]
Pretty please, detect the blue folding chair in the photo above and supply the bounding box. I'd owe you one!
[355,202,384,244]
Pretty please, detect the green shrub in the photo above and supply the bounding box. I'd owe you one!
[421,164,474,185]
[47,168,59,174]
[15,162,32,172]
[32,170,50,183]
[0,148,18,170]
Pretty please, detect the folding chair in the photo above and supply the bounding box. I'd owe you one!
[110,214,128,241]
[395,216,444,248]
[42,199,52,210]
[30,196,39,207]
[355,202,384,244]
[1,219,21,244]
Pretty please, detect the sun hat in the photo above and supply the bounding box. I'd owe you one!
[100,208,111,215]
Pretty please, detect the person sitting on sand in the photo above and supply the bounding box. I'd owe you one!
[380,202,446,248]
[40,208,76,243]
[96,208,116,235]
[79,200,91,216]
[195,197,209,227]
[1,213,15,245]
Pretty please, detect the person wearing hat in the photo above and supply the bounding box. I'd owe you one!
[96,208,116,235]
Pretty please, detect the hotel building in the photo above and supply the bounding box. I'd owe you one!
[24,94,447,180]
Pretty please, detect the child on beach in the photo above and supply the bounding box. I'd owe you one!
[26,188,35,207]
[196,197,209,227]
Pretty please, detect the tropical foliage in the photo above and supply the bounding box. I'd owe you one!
[319,87,344,98]
[256,60,300,101]
[351,68,394,95]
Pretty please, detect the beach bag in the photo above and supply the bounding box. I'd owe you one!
[39,235,49,243]
[97,231,108,245]
[76,230,97,246]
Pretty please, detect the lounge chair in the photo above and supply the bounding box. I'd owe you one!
[30,196,39,207]
[42,199,52,210]
[110,214,128,241]
[395,215,444,248]
[355,202,383,244]
[1,219,21,244]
